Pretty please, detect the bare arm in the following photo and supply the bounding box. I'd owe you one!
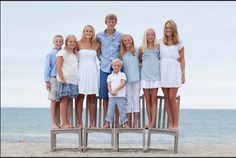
[56,56,66,84]
[179,47,185,84]
[138,47,143,65]
[96,41,101,61]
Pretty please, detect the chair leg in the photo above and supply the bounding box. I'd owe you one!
[50,131,56,152]
[147,130,151,151]
[83,130,87,152]
[174,133,179,153]
[143,130,147,152]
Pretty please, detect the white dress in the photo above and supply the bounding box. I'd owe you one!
[77,49,99,95]
[159,40,184,88]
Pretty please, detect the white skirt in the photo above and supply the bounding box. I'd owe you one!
[141,80,161,89]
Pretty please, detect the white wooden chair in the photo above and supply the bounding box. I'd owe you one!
[145,95,181,153]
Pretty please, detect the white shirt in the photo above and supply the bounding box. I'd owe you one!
[107,71,127,97]
[56,49,78,85]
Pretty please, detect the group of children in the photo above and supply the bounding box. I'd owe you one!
[44,14,185,130]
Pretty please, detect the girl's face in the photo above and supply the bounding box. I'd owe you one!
[165,22,173,37]
[54,37,63,49]
[112,61,122,73]
[84,26,93,39]
[106,19,116,30]
[122,36,133,49]
[66,37,77,50]
[146,30,155,43]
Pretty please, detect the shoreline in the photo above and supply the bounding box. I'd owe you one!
[1,142,236,157]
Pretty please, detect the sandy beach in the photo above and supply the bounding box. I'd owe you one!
[1,142,236,157]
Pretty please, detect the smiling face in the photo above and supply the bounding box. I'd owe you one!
[165,22,173,37]
[112,60,122,73]
[66,36,77,50]
[106,19,117,30]
[83,25,94,39]
[53,36,64,50]
[122,36,133,49]
[146,29,155,43]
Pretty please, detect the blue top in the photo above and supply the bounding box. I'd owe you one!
[96,30,123,73]
[141,50,160,81]
[122,49,141,83]
[44,48,60,82]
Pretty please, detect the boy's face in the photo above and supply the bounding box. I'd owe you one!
[54,37,64,49]
[105,19,116,30]
[112,61,122,73]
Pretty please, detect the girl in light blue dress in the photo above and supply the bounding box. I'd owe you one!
[138,28,160,128]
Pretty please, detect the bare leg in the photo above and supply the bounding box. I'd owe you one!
[55,102,61,128]
[169,88,179,129]
[67,99,72,126]
[150,88,158,128]
[88,94,96,128]
[103,98,108,125]
[51,100,58,129]
[133,112,139,128]
[143,89,151,128]
[162,88,173,129]
[60,96,71,128]
[76,94,84,128]
[126,113,132,128]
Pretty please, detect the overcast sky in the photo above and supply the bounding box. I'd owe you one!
[1,1,236,109]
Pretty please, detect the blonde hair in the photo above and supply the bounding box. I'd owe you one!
[163,20,180,45]
[53,34,63,43]
[120,34,136,58]
[105,14,117,23]
[112,58,123,67]
[141,28,158,51]
[64,34,77,54]
[78,25,97,49]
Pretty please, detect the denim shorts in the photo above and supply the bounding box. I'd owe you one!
[99,70,111,99]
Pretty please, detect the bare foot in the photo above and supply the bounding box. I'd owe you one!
[52,124,60,129]
[103,122,110,128]
[62,124,72,129]
[134,125,139,128]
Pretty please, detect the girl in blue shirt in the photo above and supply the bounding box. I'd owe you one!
[120,34,141,128]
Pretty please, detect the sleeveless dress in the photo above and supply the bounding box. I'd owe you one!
[159,40,184,87]
[77,49,99,95]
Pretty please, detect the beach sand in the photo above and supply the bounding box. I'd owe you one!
[1,142,236,157]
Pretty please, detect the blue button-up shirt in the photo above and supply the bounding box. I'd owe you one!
[96,30,123,73]
[44,48,60,82]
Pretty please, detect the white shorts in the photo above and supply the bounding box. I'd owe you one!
[141,80,161,89]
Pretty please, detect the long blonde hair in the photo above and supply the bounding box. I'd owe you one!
[120,34,136,58]
[79,25,98,49]
[141,28,158,51]
[64,34,77,54]
[163,20,180,45]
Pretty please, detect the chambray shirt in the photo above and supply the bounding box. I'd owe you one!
[44,48,60,82]
[122,49,141,83]
[96,30,123,73]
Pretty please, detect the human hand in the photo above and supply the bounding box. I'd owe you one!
[46,82,51,91]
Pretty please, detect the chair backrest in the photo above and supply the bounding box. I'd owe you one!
[83,95,180,129]
[155,95,180,129]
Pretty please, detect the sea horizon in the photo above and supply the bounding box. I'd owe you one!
[1,108,236,145]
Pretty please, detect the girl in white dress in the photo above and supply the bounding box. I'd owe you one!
[139,28,160,128]
[76,25,100,128]
[159,20,185,129]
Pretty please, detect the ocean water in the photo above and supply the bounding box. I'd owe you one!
[1,108,236,145]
